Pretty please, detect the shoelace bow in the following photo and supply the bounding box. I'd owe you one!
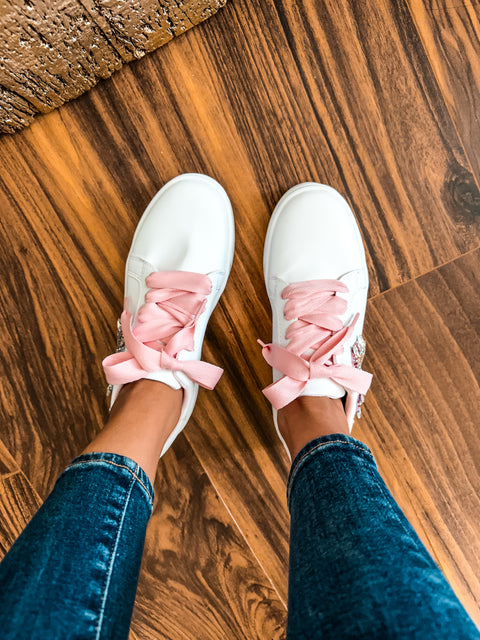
[258,279,372,410]
[103,271,223,389]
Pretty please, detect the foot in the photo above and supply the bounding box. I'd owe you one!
[102,174,235,457]
[259,183,372,460]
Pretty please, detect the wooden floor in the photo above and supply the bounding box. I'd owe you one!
[1,0,480,637]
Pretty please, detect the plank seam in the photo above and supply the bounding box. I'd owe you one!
[368,242,480,302]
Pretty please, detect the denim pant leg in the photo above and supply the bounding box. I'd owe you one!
[0,452,153,640]
[287,434,480,640]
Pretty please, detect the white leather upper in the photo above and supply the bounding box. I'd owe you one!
[111,174,235,455]
[263,183,369,427]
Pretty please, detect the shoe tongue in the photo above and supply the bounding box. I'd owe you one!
[125,257,158,329]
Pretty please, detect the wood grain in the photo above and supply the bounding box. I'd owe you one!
[359,247,480,626]
[184,299,291,602]
[130,436,286,640]
[0,0,227,133]
[0,439,19,479]
[0,471,42,556]
[0,160,119,495]
[407,0,480,181]
[268,0,480,286]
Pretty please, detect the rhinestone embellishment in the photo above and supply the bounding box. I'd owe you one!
[352,335,366,369]
[106,318,126,397]
[351,335,367,418]
[114,317,126,353]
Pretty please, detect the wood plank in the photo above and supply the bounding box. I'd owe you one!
[185,309,291,602]
[131,436,286,640]
[277,0,480,277]
[0,470,42,556]
[0,0,478,635]
[196,0,480,290]
[1,0,479,498]
[0,439,19,479]
[0,169,118,496]
[358,247,480,626]
[407,0,480,182]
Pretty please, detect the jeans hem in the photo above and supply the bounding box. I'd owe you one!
[64,452,154,506]
[287,433,375,508]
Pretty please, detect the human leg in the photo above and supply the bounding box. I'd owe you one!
[277,395,348,460]
[0,174,234,638]
[0,380,182,639]
[83,379,182,484]
[286,430,480,639]
[259,183,479,638]
[0,449,153,639]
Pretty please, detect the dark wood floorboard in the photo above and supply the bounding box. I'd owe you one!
[203,0,480,289]
[0,439,19,478]
[0,0,479,637]
[360,247,480,625]
[131,437,286,640]
[408,0,480,182]
[0,471,42,555]
[0,168,117,494]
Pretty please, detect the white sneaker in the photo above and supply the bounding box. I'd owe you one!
[259,183,373,457]
[103,174,235,457]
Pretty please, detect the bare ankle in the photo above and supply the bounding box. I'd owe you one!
[277,396,349,461]
[82,380,183,484]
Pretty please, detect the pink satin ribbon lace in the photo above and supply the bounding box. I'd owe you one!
[103,271,223,389]
[258,279,372,410]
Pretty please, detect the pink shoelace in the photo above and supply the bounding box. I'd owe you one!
[258,279,372,410]
[103,271,223,389]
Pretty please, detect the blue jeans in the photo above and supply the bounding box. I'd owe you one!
[0,453,153,639]
[0,436,478,639]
